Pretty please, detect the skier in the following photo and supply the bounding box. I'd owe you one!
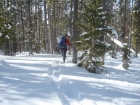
[59,34,70,63]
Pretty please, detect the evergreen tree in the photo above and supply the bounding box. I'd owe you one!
[122,44,131,70]
[132,0,140,57]
[76,0,111,74]
[0,1,17,55]
[113,0,132,70]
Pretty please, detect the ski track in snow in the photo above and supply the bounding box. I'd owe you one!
[0,53,140,105]
[45,60,71,105]
[44,56,140,105]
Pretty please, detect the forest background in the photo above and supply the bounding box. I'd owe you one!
[0,0,140,73]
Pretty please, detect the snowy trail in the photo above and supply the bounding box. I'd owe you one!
[0,53,140,105]
[0,55,63,105]
[45,60,80,105]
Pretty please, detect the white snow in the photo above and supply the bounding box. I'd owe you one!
[107,33,136,55]
[112,29,118,39]
[0,33,2,37]
[98,7,103,10]
[5,35,10,39]
[107,26,118,39]
[101,16,106,20]
[8,24,12,29]
[0,52,140,105]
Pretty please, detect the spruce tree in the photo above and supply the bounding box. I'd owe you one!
[76,0,111,74]
[132,0,140,57]
[122,44,131,69]
[0,2,17,55]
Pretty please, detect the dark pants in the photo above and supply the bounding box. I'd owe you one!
[60,48,67,63]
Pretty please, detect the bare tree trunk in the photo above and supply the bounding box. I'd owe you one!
[129,0,133,56]
[48,6,53,54]
[44,0,49,53]
[72,0,78,63]
[28,0,33,55]
[53,1,57,54]
[70,0,73,36]
[38,2,41,53]
[20,1,25,52]
[68,0,73,55]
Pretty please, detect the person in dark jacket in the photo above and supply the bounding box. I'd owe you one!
[59,34,70,63]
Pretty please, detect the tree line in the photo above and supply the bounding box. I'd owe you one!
[0,0,140,73]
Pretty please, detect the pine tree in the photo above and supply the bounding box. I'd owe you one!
[76,0,111,74]
[122,44,131,70]
[132,0,140,57]
[115,0,132,70]
[0,1,17,55]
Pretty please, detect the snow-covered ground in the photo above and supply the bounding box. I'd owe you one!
[0,52,140,105]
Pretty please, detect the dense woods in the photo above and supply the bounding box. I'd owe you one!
[0,0,139,73]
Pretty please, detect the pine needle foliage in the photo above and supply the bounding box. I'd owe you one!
[122,44,131,70]
[132,0,140,53]
[0,2,17,55]
[76,0,111,74]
